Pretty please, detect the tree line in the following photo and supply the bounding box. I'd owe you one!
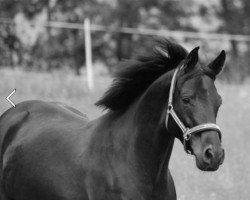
[0,0,249,81]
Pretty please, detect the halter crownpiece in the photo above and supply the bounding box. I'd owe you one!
[165,65,221,154]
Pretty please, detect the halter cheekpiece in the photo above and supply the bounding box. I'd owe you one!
[165,65,221,154]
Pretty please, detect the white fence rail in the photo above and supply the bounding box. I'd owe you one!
[2,18,250,41]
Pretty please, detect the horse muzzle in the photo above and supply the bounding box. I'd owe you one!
[195,144,225,171]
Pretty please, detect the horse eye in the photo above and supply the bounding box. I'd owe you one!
[182,98,190,104]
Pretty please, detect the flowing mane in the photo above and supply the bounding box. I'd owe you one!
[95,39,188,111]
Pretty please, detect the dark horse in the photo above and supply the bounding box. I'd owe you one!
[0,39,225,200]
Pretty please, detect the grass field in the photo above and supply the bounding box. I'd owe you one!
[0,67,249,200]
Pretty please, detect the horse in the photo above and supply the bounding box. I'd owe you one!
[0,39,225,200]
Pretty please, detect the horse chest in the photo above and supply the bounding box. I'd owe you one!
[83,166,176,200]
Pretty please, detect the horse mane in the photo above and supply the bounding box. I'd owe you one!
[95,38,188,111]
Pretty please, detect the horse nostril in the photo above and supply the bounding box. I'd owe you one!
[203,146,214,164]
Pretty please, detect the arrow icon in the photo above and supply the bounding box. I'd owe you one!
[6,89,16,108]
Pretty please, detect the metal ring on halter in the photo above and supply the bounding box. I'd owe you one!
[183,129,191,141]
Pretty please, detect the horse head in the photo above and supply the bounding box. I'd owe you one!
[166,47,225,171]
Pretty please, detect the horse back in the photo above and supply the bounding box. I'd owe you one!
[0,100,89,153]
[0,100,91,200]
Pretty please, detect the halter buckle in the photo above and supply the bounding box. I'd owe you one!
[183,129,191,141]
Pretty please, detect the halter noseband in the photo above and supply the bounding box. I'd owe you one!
[165,65,221,154]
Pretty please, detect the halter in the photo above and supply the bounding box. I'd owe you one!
[165,65,221,154]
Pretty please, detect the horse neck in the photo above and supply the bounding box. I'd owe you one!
[125,70,175,183]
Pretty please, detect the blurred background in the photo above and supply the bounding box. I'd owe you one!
[0,0,249,199]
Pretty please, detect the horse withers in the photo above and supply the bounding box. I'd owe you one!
[0,39,225,200]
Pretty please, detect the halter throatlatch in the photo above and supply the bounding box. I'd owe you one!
[165,66,221,154]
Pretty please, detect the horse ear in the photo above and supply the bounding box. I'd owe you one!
[207,50,226,76]
[182,46,199,74]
